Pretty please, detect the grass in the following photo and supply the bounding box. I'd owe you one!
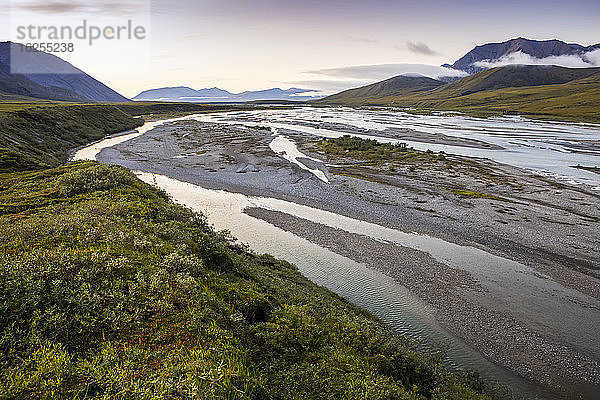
[320,67,600,123]
[0,162,493,399]
[0,105,143,172]
[319,137,514,203]
[318,135,450,170]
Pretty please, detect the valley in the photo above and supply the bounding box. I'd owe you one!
[1,28,600,399]
[75,107,600,399]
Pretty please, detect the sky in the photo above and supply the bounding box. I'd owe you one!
[2,0,600,97]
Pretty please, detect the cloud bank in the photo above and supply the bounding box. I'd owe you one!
[297,64,468,95]
[473,50,600,69]
[305,63,467,81]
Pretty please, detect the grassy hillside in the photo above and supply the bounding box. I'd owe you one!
[424,65,600,97]
[324,75,444,103]
[0,105,143,172]
[0,162,491,399]
[390,73,600,122]
[320,66,600,122]
[113,102,260,117]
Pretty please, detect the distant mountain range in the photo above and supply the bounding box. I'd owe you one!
[444,37,600,74]
[133,86,322,102]
[2,37,600,109]
[0,42,129,102]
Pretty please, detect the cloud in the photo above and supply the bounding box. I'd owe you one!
[473,50,600,69]
[291,79,375,95]
[406,41,438,56]
[15,1,82,14]
[585,49,600,65]
[304,63,468,80]
[14,1,140,15]
[342,36,379,44]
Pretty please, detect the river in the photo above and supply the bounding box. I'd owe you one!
[72,107,600,399]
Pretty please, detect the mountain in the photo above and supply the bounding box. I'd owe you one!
[447,37,600,74]
[0,62,88,102]
[0,42,129,102]
[321,64,600,122]
[133,86,322,102]
[134,86,233,101]
[323,74,444,103]
[429,65,600,97]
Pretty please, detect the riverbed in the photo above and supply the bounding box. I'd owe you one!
[72,107,600,399]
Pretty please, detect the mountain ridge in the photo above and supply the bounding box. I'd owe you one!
[133,86,322,102]
[447,37,600,74]
[0,42,129,102]
[321,75,445,103]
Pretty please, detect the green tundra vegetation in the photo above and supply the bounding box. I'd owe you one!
[0,162,494,399]
[318,135,446,166]
[0,105,143,172]
[0,103,510,399]
[320,66,600,123]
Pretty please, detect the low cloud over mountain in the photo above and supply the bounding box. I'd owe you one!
[473,49,600,69]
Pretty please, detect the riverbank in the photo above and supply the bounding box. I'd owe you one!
[0,162,493,399]
[96,115,600,399]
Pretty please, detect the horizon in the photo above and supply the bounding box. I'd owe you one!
[1,0,600,97]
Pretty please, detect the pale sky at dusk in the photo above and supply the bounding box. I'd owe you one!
[2,0,599,97]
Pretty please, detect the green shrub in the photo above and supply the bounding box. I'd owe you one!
[0,163,490,399]
[55,163,141,196]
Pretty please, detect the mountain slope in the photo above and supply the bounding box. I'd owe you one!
[422,72,600,121]
[429,65,600,97]
[0,42,129,102]
[320,65,600,122]
[0,105,142,171]
[322,75,444,103]
[448,37,600,74]
[0,61,88,102]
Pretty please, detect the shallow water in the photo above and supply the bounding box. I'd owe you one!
[72,109,600,399]
[197,107,600,190]
[268,128,329,182]
[135,171,556,399]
